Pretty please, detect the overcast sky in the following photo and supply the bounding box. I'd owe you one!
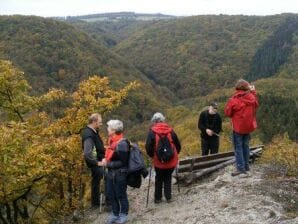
[1,0,298,17]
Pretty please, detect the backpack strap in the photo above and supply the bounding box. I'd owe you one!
[116,138,131,152]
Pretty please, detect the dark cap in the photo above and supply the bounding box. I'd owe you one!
[210,102,218,109]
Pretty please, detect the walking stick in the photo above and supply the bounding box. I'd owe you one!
[146,166,152,208]
[175,162,180,193]
[99,167,106,213]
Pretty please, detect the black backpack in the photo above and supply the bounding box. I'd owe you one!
[124,141,147,188]
[156,133,174,163]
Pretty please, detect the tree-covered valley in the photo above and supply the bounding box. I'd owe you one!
[0,13,297,223]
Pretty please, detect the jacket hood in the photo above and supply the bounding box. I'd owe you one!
[233,90,257,106]
[151,122,173,134]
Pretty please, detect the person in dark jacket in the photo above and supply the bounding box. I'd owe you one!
[198,102,222,156]
[224,79,259,177]
[81,113,105,208]
[101,120,129,224]
[146,112,181,204]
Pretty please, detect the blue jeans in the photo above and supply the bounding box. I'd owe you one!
[106,170,129,216]
[232,132,251,172]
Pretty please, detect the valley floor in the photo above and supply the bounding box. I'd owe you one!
[77,165,298,224]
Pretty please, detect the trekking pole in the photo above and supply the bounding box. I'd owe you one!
[146,166,152,208]
[99,167,106,213]
[175,163,180,193]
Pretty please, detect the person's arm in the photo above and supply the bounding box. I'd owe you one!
[83,138,98,166]
[198,111,207,133]
[216,114,223,134]
[106,141,129,169]
[145,131,155,158]
[97,135,105,160]
[224,99,234,117]
[171,131,181,154]
[252,90,259,109]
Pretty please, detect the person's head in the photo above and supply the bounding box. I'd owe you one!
[107,119,124,136]
[208,102,218,115]
[151,112,166,123]
[235,79,250,91]
[88,113,102,129]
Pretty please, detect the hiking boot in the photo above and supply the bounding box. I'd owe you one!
[166,198,172,203]
[154,199,162,204]
[231,170,246,177]
[239,172,249,178]
[115,213,128,224]
[90,205,100,210]
[107,213,119,224]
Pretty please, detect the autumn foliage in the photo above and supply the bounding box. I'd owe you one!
[0,60,139,223]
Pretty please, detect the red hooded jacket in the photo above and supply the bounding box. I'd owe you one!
[224,90,259,134]
[149,123,179,169]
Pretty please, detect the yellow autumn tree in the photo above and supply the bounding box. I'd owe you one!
[0,60,139,223]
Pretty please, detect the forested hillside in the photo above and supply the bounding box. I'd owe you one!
[114,14,297,99]
[0,12,297,223]
[0,15,174,126]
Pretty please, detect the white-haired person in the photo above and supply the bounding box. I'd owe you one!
[145,112,181,204]
[100,120,129,224]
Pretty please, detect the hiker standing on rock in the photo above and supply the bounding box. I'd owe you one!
[81,113,105,208]
[224,79,259,177]
[146,112,181,204]
[198,102,222,156]
[100,120,129,224]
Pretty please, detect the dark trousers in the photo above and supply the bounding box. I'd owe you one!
[154,167,174,201]
[201,137,219,156]
[106,170,129,216]
[90,166,103,206]
[233,132,250,172]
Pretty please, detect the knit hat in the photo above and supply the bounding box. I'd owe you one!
[235,79,250,91]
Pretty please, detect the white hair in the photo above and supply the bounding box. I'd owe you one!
[151,112,166,123]
[107,120,124,133]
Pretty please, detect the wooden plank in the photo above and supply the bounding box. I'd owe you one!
[178,156,234,173]
[186,158,236,184]
[179,151,234,165]
[179,145,264,165]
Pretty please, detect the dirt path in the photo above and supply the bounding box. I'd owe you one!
[81,165,297,224]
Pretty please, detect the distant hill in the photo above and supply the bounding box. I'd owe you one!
[1,14,296,143]
[0,15,173,125]
[68,19,154,48]
[56,12,175,22]
[114,14,297,99]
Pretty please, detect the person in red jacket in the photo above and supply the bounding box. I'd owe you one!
[224,79,259,176]
[146,112,181,203]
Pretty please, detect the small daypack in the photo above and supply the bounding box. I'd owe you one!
[156,133,174,163]
[123,140,147,188]
[128,143,146,174]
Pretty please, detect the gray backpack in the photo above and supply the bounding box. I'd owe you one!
[127,142,146,174]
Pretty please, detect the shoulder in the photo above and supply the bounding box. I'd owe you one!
[117,139,130,151]
[200,110,208,117]
[82,127,93,138]
[147,129,155,137]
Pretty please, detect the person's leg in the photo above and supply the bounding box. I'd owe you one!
[163,168,174,201]
[154,167,163,202]
[210,137,219,154]
[232,132,245,173]
[90,166,103,206]
[106,172,120,216]
[115,172,129,215]
[201,137,209,156]
[243,134,251,171]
